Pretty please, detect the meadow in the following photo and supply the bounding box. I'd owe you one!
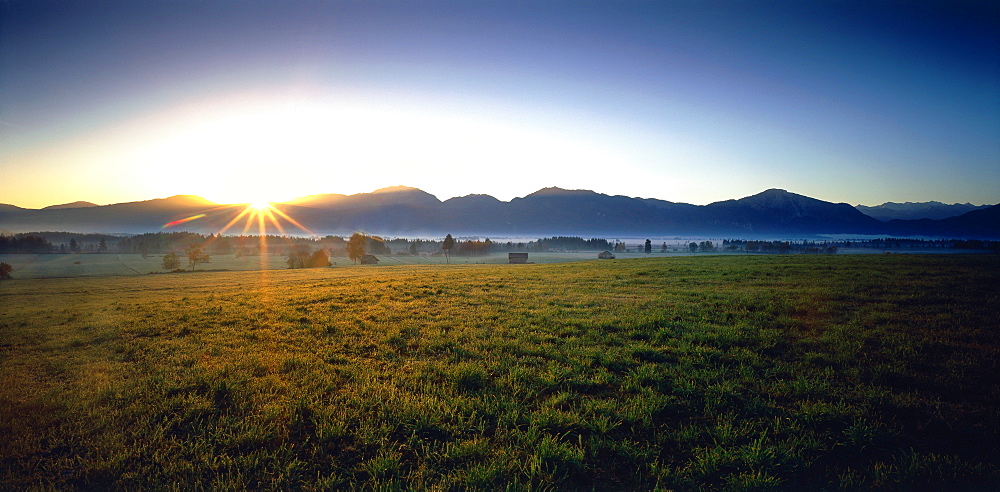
[0,252,628,280]
[1,255,997,489]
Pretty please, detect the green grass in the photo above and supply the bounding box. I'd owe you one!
[1,251,657,279]
[1,255,997,489]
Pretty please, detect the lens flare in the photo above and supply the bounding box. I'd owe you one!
[162,214,206,229]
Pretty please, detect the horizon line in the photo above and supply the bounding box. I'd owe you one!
[5,185,998,211]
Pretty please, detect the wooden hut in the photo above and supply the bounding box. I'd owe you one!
[508,253,529,264]
[360,254,380,265]
[598,251,616,259]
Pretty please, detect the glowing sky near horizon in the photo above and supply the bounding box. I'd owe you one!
[2,0,998,209]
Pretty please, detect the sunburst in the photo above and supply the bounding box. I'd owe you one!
[162,201,316,274]
[162,201,316,259]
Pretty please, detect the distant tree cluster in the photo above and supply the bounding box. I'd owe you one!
[0,262,13,279]
[741,241,792,254]
[8,231,349,257]
[366,235,391,256]
[347,233,366,263]
[157,244,212,272]
[441,234,455,263]
[953,239,998,251]
[286,245,330,269]
[185,244,211,271]
[0,234,54,254]
[529,237,613,252]
[454,238,492,257]
[8,231,997,260]
[345,233,391,263]
[161,252,181,271]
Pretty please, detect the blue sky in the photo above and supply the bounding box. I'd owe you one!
[2,0,998,208]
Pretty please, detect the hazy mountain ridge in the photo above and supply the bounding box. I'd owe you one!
[856,201,991,221]
[704,189,883,234]
[1,188,997,238]
[282,193,348,208]
[883,204,1000,238]
[42,201,99,210]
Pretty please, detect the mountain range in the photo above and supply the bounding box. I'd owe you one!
[1,187,997,238]
[855,201,991,221]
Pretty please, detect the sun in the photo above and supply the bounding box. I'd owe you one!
[163,195,314,237]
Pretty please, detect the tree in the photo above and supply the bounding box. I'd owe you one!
[689,242,698,253]
[69,238,80,253]
[309,249,330,267]
[185,244,210,271]
[409,242,418,256]
[644,239,652,254]
[347,233,366,264]
[442,234,455,263]
[162,252,180,271]
[661,242,667,253]
[98,238,108,253]
[0,262,12,279]
[366,235,390,255]
[286,244,310,269]
[286,246,330,269]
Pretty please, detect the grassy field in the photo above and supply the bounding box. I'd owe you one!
[2,250,985,280]
[1,255,997,489]
[1,252,653,279]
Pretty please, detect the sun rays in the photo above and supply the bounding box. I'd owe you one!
[161,202,316,278]
[162,202,316,241]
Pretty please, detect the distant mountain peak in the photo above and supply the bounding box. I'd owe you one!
[445,194,502,203]
[372,185,424,194]
[282,193,347,207]
[525,187,599,198]
[856,201,992,221]
[862,200,979,208]
[104,195,215,207]
[43,201,98,210]
[367,185,440,203]
[725,188,821,208]
[162,195,216,205]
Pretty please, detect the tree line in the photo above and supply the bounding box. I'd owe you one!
[3,232,997,257]
[0,234,54,254]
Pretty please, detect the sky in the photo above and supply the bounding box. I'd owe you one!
[2,0,998,209]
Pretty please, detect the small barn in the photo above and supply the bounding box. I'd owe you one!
[598,251,616,259]
[360,255,380,265]
[508,253,529,264]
